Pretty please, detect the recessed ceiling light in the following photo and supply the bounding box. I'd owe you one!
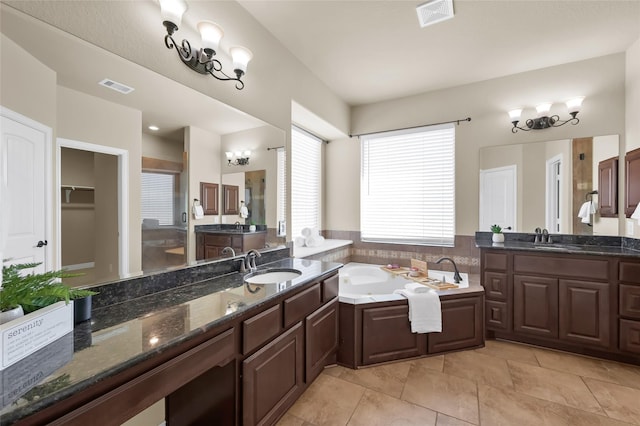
[98,78,135,94]
[416,0,454,28]
[148,125,159,131]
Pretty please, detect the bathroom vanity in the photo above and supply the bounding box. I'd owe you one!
[477,234,640,364]
[1,251,340,426]
[195,225,267,260]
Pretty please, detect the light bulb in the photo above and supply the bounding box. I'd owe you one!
[229,46,253,75]
[243,150,251,157]
[198,21,224,53]
[225,152,233,159]
[566,97,585,114]
[508,109,522,122]
[535,103,552,117]
[159,0,187,27]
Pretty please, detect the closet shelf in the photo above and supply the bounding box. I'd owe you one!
[61,185,95,191]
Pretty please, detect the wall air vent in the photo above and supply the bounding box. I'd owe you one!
[99,78,135,95]
[416,0,454,28]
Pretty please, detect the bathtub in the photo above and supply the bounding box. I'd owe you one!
[339,262,469,304]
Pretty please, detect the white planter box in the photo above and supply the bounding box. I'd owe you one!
[1,301,74,370]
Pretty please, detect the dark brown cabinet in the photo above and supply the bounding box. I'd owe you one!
[598,157,618,217]
[305,299,339,383]
[243,323,304,426]
[200,182,219,215]
[196,231,266,260]
[620,319,640,354]
[559,279,611,348]
[222,184,239,215]
[513,275,559,338]
[625,147,640,217]
[428,296,484,354]
[361,305,426,365]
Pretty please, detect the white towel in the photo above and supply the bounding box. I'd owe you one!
[305,235,325,247]
[240,205,249,219]
[301,227,312,237]
[294,236,306,247]
[577,201,593,224]
[404,282,430,294]
[192,205,204,219]
[393,288,442,333]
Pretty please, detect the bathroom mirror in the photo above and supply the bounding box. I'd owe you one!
[479,135,622,236]
[1,5,284,287]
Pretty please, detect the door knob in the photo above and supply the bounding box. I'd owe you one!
[36,240,48,248]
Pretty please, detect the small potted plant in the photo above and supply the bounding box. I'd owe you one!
[1,262,97,325]
[490,224,505,243]
[249,221,257,232]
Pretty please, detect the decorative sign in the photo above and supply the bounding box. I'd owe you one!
[1,301,74,370]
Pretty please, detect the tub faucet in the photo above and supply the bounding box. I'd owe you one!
[245,249,262,272]
[435,257,462,284]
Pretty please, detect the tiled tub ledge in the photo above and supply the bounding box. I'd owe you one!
[293,239,353,258]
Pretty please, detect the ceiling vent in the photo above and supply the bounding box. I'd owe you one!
[416,0,454,28]
[99,78,135,95]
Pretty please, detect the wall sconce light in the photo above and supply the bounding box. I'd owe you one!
[508,97,584,133]
[226,150,251,166]
[159,0,253,90]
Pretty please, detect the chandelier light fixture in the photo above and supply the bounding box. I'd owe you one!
[226,150,251,166]
[508,97,585,133]
[159,0,253,90]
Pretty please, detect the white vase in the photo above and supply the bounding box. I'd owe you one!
[492,233,505,243]
[249,225,256,232]
[0,305,24,325]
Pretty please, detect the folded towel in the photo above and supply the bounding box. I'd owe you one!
[301,227,312,237]
[192,205,204,219]
[294,236,306,247]
[393,288,442,333]
[240,205,249,219]
[404,282,430,294]
[577,201,592,223]
[305,235,325,247]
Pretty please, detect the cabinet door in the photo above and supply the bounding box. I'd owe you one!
[429,296,483,354]
[305,299,338,383]
[598,157,618,217]
[483,271,508,301]
[204,245,220,260]
[243,323,304,426]
[513,275,558,338]
[200,182,219,215]
[362,305,426,365]
[559,279,611,348]
[222,184,239,215]
[485,300,510,331]
[625,147,640,217]
[620,319,640,354]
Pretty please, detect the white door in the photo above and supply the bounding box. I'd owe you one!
[479,165,516,232]
[1,112,50,272]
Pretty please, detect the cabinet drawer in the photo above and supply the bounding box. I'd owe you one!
[484,252,508,271]
[620,284,640,319]
[483,271,508,301]
[620,262,640,284]
[243,304,282,354]
[322,274,339,303]
[620,319,640,354]
[485,300,509,330]
[283,283,322,328]
[513,255,608,281]
[204,234,232,246]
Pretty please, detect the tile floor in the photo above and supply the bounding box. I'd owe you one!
[277,339,640,426]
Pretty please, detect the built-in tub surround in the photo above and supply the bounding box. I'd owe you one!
[1,246,345,424]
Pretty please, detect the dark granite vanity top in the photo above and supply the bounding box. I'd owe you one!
[475,232,640,258]
[0,256,341,424]
[194,224,267,234]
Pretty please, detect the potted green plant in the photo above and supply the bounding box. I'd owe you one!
[0,262,97,325]
[490,224,504,243]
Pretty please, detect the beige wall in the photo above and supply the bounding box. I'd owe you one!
[141,133,184,163]
[342,54,626,236]
[93,153,119,281]
[57,86,143,276]
[592,134,621,236]
[186,126,221,264]
[626,37,640,238]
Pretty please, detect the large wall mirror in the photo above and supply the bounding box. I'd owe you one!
[2,5,286,287]
[479,135,622,236]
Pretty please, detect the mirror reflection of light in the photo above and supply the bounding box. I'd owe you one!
[149,336,159,345]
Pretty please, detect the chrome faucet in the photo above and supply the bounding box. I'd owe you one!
[435,257,462,284]
[221,246,236,257]
[245,249,262,272]
[534,228,552,244]
[234,221,242,230]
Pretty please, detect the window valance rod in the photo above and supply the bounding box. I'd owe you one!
[349,117,471,138]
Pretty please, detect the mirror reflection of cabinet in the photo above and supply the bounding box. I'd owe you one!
[598,157,618,217]
[200,182,219,215]
[223,185,239,215]
[625,147,640,217]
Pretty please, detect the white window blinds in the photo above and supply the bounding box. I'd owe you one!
[291,126,321,238]
[141,172,175,226]
[276,147,287,236]
[361,123,455,246]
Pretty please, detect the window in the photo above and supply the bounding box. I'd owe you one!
[276,147,287,236]
[291,126,322,237]
[360,123,455,246]
[141,172,175,226]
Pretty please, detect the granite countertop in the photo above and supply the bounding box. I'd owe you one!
[194,224,267,235]
[0,257,342,423]
[475,232,640,258]
[196,229,268,234]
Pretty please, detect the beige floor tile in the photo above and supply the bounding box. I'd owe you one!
[585,378,640,425]
[507,360,604,414]
[323,361,412,398]
[474,339,539,366]
[443,350,514,389]
[534,348,640,390]
[410,354,445,372]
[478,383,631,426]
[276,412,316,426]
[287,374,366,425]
[347,389,437,426]
[402,362,479,425]
[435,413,475,425]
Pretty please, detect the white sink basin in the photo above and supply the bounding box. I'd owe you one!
[244,269,302,284]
